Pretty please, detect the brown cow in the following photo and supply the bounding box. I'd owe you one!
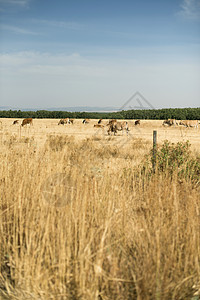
[82,119,90,124]
[94,124,105,128]
[69,118,74,124]
[179,120,199,128]
[58,118,69,125]
[106,119,117,133]
[107,121,129,135]
[107,123,117,135]
[107,119,117,126]
[21,118,33,126]
[135,120,140,126]
[13,120,19,125]
[162,119,178,127]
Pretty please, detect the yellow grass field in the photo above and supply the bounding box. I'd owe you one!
[1,118,200,149]
[0,118,200,299]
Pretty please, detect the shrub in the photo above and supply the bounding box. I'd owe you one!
[144,140,200,186]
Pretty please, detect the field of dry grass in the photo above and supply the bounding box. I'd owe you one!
[1,118,200,149]
[0,118,200,299]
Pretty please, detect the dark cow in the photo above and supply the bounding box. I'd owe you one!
[69,119,74,124]
[162,119,178,127]
[107,123,117,135]
[21,118,33,127]
[13,120,19,125]
[107,119,117,127]
[82,119,90,124]
[135,120,140,126]
[107,121,129,135]
[58,118,69,125]
[106,119,117,133]
[98,119,102,124]
[58,119,65,125]
[58,118,74,125]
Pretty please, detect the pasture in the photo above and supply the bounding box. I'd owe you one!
[0,118,200,299]
[1,117,200,150]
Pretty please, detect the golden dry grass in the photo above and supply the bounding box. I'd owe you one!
[0,118,200,299]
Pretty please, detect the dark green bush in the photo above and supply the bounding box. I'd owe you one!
[154,140,190,172]
[143,140,200,185]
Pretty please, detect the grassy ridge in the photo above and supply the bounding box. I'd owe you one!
[0,134,200,299]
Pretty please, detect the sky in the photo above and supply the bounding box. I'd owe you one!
[0,0,200,110]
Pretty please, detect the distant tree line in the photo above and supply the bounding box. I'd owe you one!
[0,107,200,120]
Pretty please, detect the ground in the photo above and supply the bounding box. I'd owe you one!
[0,117,200,299]
[0,117,199,152]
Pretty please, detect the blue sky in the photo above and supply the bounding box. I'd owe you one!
[0,0,200,109]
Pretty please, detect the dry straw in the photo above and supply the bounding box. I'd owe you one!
[0,125,200,299]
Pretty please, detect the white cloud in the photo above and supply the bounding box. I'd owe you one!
[1,24,40,35]
[0,51,199,108]
[31,19,85,31]
[0,0,30,12]
[0,51,112,79]
[178,0,200,20]
[0,0,30,6]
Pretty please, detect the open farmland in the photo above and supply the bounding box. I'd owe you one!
[0,118,200,299]
[1,117,200,149]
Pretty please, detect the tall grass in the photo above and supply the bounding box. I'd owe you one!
[0,134,200,299]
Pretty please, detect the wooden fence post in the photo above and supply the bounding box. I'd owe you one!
[152,130,157,173]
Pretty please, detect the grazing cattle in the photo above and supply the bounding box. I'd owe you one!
[13,120,19,125]
[107,121,129,135]
[107,119,117,126]
[58,119,65,125]
[98,119,102,124]
[162,119,178,127]
[162,120,170,126]
[58,118,69,125]
[106,119,117,134]
[69,118,74,124]
[82,119,90,124]
[135,120,140,126]
[107,123,117,135]
[179,120,199,128]
[94,124,105,128]
[21,118,33,127]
